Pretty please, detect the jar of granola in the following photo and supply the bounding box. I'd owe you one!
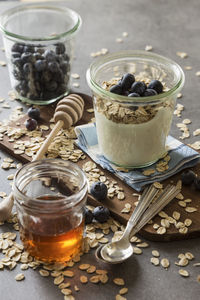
[86,50,185,168]
[0,3,81,105]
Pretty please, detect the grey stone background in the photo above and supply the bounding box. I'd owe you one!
[0,1,200,300]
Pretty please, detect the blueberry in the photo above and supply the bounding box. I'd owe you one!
[48,61,59,73]
[11,43,24,53]
[62,53,70,62]
[147,80,163,94]
[180,170,196,185]
[120,73,135,91]
[13,69,24,81]
[194,177,200,190]
[21,52,34,64]
[143,89,157,97]
[23,63,32,75]
[35,60,47,72]
[90,182,107,201]
[33,52,43,60]
[15,80,28,94]
[93,206,110,223]
[41,70,52,82]
[44,49,56,61]
[24,45,35,53]
[130,81,147,95]
[110,84,122,95]
[46,80,58,91]
[84,207,93,224]
[60,62,69,74]
[128,92,140,97]
[55,43,66,55]
[25,118,37,131]
[13,57,23,68]
[27,107,40,120]
[12,52,21,59]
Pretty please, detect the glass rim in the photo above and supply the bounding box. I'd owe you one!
[0,3,82,42]
[13,158,88,210]
[86,50,185,104]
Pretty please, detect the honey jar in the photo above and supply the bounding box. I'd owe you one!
[13,159,88,262]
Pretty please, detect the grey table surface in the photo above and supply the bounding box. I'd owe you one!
[0,1,200,300]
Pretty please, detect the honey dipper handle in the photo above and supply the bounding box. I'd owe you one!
[34,120,64,160]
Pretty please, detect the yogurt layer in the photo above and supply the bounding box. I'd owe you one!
[95,107,172,167]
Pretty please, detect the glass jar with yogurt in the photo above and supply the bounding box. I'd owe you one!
[86,50,185,168]
[0,3,81,105]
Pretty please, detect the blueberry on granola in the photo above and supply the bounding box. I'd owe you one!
[93,206,110,223]
[143,88,157,97]
[128,92,140,97]
[130,81,147,95]
[110,84,122,95]
[147,79,163,94]
[121,73,135,91]
[180,170,196,185]
[90,182,108,201]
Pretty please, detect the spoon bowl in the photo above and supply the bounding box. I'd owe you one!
[95,184,180,264]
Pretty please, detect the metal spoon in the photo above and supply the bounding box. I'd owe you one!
[96,184,180,264]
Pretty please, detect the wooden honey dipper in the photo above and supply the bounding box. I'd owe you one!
[0,94,85,222]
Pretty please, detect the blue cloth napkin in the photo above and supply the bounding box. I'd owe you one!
[75,123,200,191]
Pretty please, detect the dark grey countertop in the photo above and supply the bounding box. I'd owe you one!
[0,1,200,300]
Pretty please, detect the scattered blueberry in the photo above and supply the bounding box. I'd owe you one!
[128,92,140,97]
[27,107,40,120]
[84,207,93,224]
[181,170,196,185]
[143,89,157,97]
[109,84,122,95]
[121,73,135,91]
[147,80,163,94]
[194,177,200,190]
[130,81,147,95]
[90,182,108,201]
[93,206,110,223]
[25,118,38,131]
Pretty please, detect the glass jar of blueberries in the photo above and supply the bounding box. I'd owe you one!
[0,3,81,105]
[87,50,185,168]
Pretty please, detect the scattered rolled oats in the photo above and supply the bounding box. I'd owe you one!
[185,207,197,213]
[79,264,90,270]
[176,51,188,58]
[116,295,127,300]
[157,227,166,235]
[151,257,160,266]
[133,247,142,254]
[179,269,189,277]
[119,287,128,295]
[152,250,160,257]
[39,269,50,277]
[15,273,25,281]
[145,45,153,51]
[113,278,125,286]
[71,73,80,79]
[80,275,88,284]
[161,258,170,269]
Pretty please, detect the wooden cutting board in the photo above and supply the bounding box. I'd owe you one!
[0,93,200,242]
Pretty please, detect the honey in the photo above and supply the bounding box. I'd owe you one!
[20,220,84,262]
[13,159,88,263]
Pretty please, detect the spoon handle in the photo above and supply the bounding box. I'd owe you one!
[123,185,159,238]
[130,184,181,237]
